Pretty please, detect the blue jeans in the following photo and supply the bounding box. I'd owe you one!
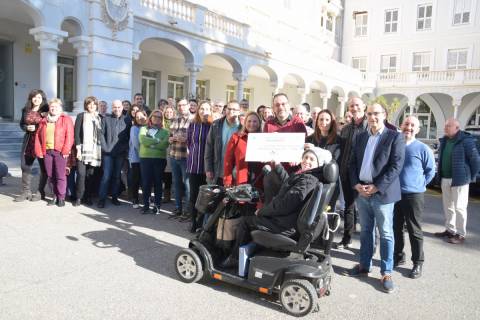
[170,157,189,211]
[356,194,395,275]
[140,158,166,207]
[99,155,124,200]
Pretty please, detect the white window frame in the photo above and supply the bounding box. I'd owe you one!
[453,0,471,25]
[380,54,398,73]
[412,52,431,71]
[417,4,433,31]
[57,56,75,112]
[196,80,208,100]
[141,71,157,109]
[352,56,367,72]
[354,12,368,37]
[243,88,253,102]
[447,48,468,70]
[384,9,399,33]
[466,106,480,128]
[167,75,186,100]
[225,85,235,102]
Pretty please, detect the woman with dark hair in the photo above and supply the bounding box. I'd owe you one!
[186,101,212,232]
[126,103,140,124]
[122,100,132,115]
[305,109,342,163]
[138,110,169,214]
[34,98,74,207]
[128,110,147,208]
[223,111,263,188]
[73,96,102,206]
[15,89,49,202]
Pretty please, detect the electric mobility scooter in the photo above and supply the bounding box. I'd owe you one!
[174,161,339,317]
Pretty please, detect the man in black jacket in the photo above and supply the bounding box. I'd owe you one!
[221,147,331,268]
[97,100,131,208]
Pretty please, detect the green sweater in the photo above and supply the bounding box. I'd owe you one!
[138,126,169,158]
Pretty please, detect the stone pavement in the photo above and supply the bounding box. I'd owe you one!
[1,175,479,320]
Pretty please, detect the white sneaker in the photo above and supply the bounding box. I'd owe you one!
[132,203,140,209]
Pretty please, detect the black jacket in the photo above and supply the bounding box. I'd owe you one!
[100,114,131,157]
[259,165,319,231]
[306,134,342,163]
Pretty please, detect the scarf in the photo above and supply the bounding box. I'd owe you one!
[80,111,102,167]
[47,113,60,123]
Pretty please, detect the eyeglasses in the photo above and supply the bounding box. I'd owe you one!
[152,115,162,119]
[178,103,188,107]
[227,108,240,112]
[366,111,384,117]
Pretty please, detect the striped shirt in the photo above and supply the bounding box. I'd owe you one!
[186,122,211,174]
[169,116,191,160]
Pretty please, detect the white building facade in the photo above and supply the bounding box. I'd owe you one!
[0,0,370,123]
[343,0,480,141]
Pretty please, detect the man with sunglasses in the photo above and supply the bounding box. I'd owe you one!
[344,103,405,294]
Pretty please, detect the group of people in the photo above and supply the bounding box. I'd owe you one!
[15,89,480,294]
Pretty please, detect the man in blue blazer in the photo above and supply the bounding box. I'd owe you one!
[344,103,405,294]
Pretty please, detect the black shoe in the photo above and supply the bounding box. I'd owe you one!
[393,252,406,267]
[97,200,105,208]
[220,255,238,269]
[342,264,370,277]
[151,205,161,215]
[57,199,65,207]
[333,240,352,250]
[141,206,150,214]
[82,198,93,206]
[73,199,81,207]
[47,198,57,206]
[111,198,121,206]
[410,264,422,279]
[169,208,183,219]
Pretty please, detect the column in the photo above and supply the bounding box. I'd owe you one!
[29,27,67,100]
[452,98,462,119]
[337,96,346,118]
[186,64,202,99]
[320,92,330,110]
[69,36,90,114]
[233,73,248,102]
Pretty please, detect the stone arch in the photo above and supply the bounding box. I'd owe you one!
[310,80,329,94]
[137,37,195,64]
[347,90,360,98]
[246,63,278,85]
[283,73,306,89]
[331,85,345,97]
[10,0,44,27]
[61,17,85,36]
[458,92,480,128]
[204,52,243,74]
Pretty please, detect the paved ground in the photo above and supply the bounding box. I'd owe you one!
[1,175,480,320]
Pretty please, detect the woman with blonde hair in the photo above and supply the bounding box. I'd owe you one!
[186,101,213,232]
[223,111,263,188]
[138,109,169,214]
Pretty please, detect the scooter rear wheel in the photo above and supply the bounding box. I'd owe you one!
[175,248,204,283]
[280,279,318,317]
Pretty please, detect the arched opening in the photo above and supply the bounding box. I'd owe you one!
[280,73,306,106]
[134,38,195,108]
[246,64,279,109]
[398,96,439,140]
[0,1,43,120]
[202,53,244,103]
[309,80,329,109]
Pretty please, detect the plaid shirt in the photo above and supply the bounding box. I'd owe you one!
[169,115,191,160]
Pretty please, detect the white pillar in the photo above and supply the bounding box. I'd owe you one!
[69,36,90,115]
[29,27,67,100]
[233,73,248,101]
[453,98,461,119]
[186,64,202,99]
[338,96,346,118]
[298,88,308,104]
[320,92,330,110]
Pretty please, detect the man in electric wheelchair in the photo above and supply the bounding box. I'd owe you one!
[220,146,335,268]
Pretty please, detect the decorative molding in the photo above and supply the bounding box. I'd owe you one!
[232,72,248,82]
[102,0,130,39]
[69,36,90,56]
[29,27,68,51]
[185,63,202,73]
[132,49,141,60]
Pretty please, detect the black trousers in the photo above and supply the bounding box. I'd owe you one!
[163,172,172,190]
[189,173,207,227]
[340,176,356,243]
[76,161,98,201]
[128,162,141,203]
[393,192,425,264]
[232,215,294,258]
[21,152,47,195]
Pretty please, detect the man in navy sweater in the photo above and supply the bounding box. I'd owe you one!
[393,116,435,279]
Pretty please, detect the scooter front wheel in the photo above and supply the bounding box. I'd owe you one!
[175,248,204,283]
[280,279,318,317]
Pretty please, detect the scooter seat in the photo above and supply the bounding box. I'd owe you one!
[251,230,297,252]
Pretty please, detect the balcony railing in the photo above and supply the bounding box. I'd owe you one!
[141,0,195,22]
[204,11,245,39]
[377,69,480,87]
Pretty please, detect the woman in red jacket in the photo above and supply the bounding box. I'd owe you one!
[223,111,263,188]
[35,98,74,207]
